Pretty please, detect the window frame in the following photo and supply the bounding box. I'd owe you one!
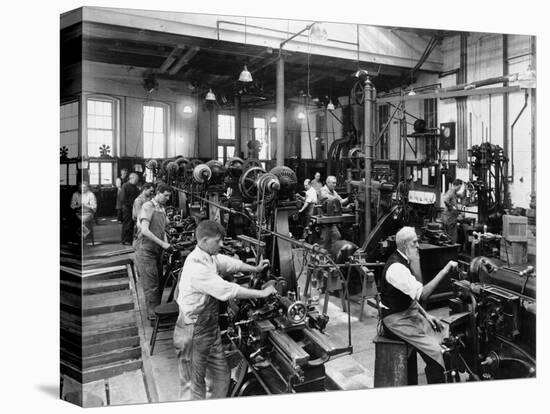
[88,159,116,187]
[142,101,169,159]
[253,116,271,161]
[85,95,120,158]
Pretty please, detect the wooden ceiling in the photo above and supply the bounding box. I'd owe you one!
[62,21,444,109]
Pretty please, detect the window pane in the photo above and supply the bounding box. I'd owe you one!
[254,117,266,140]
[101,163,113,185]
[61,131,78,158]
[89,162,100,185]
[143,105,165,158]
[61,102,79,158]
[226,146,235,158]
[218,146,224,163]
[60,165,68,185]
[87,98,114,157]
[218,114,235,140]
[68,163,77,186]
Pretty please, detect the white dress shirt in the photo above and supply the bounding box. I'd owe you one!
[385,250,423,301]
[176,246,245,324]
[305,187,318,204]
[70,191,97,212]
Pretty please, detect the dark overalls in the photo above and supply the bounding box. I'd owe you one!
[173,294,230,400]
[134,200,166,319]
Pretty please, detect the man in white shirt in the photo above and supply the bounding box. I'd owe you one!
[379,226,457,384]
[298,179,318,239]
[174,220,277,400]
[70,182,97,240]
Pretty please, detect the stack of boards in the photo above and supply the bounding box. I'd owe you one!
[60,263,148,406]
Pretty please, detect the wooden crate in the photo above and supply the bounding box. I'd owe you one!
[500,239,528,265]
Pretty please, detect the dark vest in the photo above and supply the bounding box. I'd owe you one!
[380,251,414,317]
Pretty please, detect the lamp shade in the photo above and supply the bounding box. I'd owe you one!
[183,105,193,114]
[297,111,306,120]
[205,89,216,101]
[408,88,416,96]
[270,116,277,123]
[310,23,328,42]
[327,100,335,111]
[238,65,253,82]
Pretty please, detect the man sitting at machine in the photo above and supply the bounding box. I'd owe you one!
[379,226,457,384]
[174,220,277,400]
[70,181,97,242]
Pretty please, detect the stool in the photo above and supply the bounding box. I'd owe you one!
[149,302,179,355]
[373,335,418,387]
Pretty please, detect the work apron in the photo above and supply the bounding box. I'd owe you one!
[173,295,230,400]
[382,301,448,368]
[134,204,167,317]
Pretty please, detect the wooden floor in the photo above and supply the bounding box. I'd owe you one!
[60,217,449,407]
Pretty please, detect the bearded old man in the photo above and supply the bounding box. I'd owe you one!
[379,226,458,383]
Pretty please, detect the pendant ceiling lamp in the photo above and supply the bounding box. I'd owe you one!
[205,88,216,101]
[309,22,328,42]
[239,17,253,83]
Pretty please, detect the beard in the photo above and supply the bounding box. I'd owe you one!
[405,246,422,282]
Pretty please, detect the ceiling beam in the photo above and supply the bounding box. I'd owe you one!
[168,46,200,75]
[159,46,184,73]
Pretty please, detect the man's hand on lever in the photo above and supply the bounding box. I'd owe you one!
[445,260,458,275]
[254,259,270,273]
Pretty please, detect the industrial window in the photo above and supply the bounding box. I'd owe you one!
[378,104,389,160]
[89,161,113,186]
[60,163,78,186]
[218,114,235,140]
[143,104,167,158]
[87,98,116,157]
[217,145,235,164]
[254,117,271,160]
[60,101,79,159]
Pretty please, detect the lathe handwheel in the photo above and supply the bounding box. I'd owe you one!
[286,301,307,324]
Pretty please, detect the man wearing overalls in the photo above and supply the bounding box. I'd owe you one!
[174,220,277,400]
[134,184,173,322]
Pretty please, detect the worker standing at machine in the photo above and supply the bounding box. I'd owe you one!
[298,179,318,239]
[319,175,349,205]
[120,172,141,245]
[134,184,173,322]
[115,168,129,222]
[441,178,463,243]
[379,226,458,384]
[132,182,155,231]
[174,220,277,400]
[310,171,323,196]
